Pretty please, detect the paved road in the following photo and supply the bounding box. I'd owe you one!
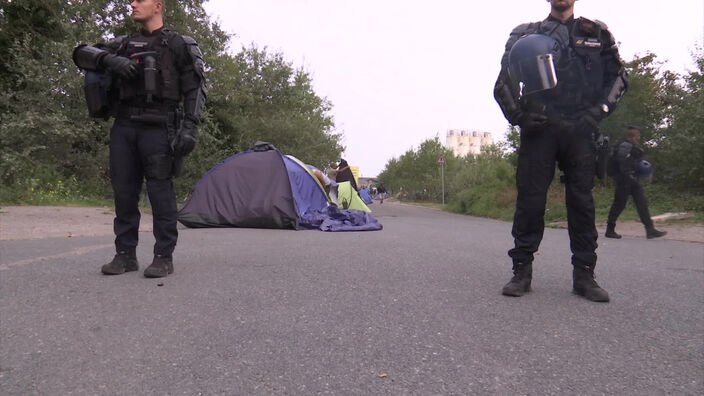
[1,202,702,395]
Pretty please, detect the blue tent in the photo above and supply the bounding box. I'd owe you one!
[178,146,328,229]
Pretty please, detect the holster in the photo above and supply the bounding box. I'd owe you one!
[167,109,186,178]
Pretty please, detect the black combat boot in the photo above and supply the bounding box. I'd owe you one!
[143,255,174,278]
[502,262,532,297]
[604,223,621,239]
[646,227,667,239]
[573,265,610,302]
[101,251,139,275]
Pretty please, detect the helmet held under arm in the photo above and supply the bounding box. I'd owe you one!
[508,34,561,97]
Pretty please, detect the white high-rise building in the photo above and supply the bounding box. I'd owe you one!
[445,130,493,157]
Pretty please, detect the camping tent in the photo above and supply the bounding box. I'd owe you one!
[178,146,329,229]
[337,182,371,212]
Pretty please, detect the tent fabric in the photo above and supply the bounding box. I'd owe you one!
[178,149,328,229]
[337,181,371,212]
[281,155,329,216]
[299,206,382,232]
[285,156,331,204]
[359,188,373,204]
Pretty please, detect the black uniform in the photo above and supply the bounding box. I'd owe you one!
[494,15,628,270]
[73,27,207,260]
[607,139,653,228]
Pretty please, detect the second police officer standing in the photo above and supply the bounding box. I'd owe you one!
[72,0,207,278]
[493,0,628,302]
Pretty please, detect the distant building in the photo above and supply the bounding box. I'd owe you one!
[445,129,493,157]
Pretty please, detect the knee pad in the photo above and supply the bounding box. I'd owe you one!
[145,153,173,180]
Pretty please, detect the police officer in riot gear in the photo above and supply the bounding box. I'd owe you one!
[72,0,207,278]
[494,0,628,302]
[605,127,667,239]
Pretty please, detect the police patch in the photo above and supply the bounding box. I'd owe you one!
[576,38,601,49]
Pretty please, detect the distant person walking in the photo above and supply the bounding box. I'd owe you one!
[376,182,387,204]
[605,127,667,239]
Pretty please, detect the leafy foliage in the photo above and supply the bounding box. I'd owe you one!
[378,51,704,218]
[0,0,342,203]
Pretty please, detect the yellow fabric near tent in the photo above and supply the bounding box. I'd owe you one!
[350,166,360,185]
[337,181,371,212]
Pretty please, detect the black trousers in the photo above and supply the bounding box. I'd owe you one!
[109,118,177,257]
[607,175,653,229]
[509,124,598,268]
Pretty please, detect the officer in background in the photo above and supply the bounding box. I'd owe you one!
[605,127,667,239]
[72,0,207,278]
[494,0,628,302]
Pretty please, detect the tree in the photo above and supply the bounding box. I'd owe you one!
[0,0,343,202]
[378,137,455,201]
[207,45,342,170]
[652,49,704,190]
[599,53,680,146]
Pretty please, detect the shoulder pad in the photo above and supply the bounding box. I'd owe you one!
[593,19,609,30]
[181,35,198,46]
[577,16,610,32]
[109,35,129,44]
[101,34,128,51]
[511,22,539,36]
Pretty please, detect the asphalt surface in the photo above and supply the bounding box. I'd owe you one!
[1,202,702,395]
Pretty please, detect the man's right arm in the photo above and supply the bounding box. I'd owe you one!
[493,23,547,130]
[493,25,527,125]
[72,36,137,79]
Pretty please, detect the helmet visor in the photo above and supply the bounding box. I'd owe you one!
[518,53,558,95]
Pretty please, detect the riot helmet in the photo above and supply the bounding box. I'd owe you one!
[636,159,653,184]
[508,34,561,96]
[635,160,653,177]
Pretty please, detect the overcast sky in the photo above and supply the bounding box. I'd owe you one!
[203,0,704,177]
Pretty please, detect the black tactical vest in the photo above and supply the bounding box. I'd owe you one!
[116,29,181,105]
[527,17,606,114]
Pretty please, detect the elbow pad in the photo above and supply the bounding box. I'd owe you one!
[180,35,208,122]
[72,44,107,71]
[494,73,522,125]
[182,87,207,123]
[606,69,628,109]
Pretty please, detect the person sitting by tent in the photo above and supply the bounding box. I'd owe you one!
[309,165,338,206]
[326,162,339,181]
[334,158,358,191]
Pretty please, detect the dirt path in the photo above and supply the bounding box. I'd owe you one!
[0,206,153,241]
[0,205,702,243]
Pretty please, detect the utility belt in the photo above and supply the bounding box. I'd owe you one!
[115,103,185,178]
[522,98,593,124]
[115,103,177,124]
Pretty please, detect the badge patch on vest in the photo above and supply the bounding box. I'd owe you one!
[129,41,149,49]
[576,38,601,49]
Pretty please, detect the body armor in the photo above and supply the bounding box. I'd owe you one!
[73,29,207,122]
[495,16,628,123]
[115,29,182,104]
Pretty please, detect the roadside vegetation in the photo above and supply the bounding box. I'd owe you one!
[1,1,701,226]
[0,0,342,205]
[379,52,704,223]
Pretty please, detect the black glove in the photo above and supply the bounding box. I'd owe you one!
[516,111,548,131]
[101,54,138,80]
[574,107,603,136]
[173,119,197,156]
